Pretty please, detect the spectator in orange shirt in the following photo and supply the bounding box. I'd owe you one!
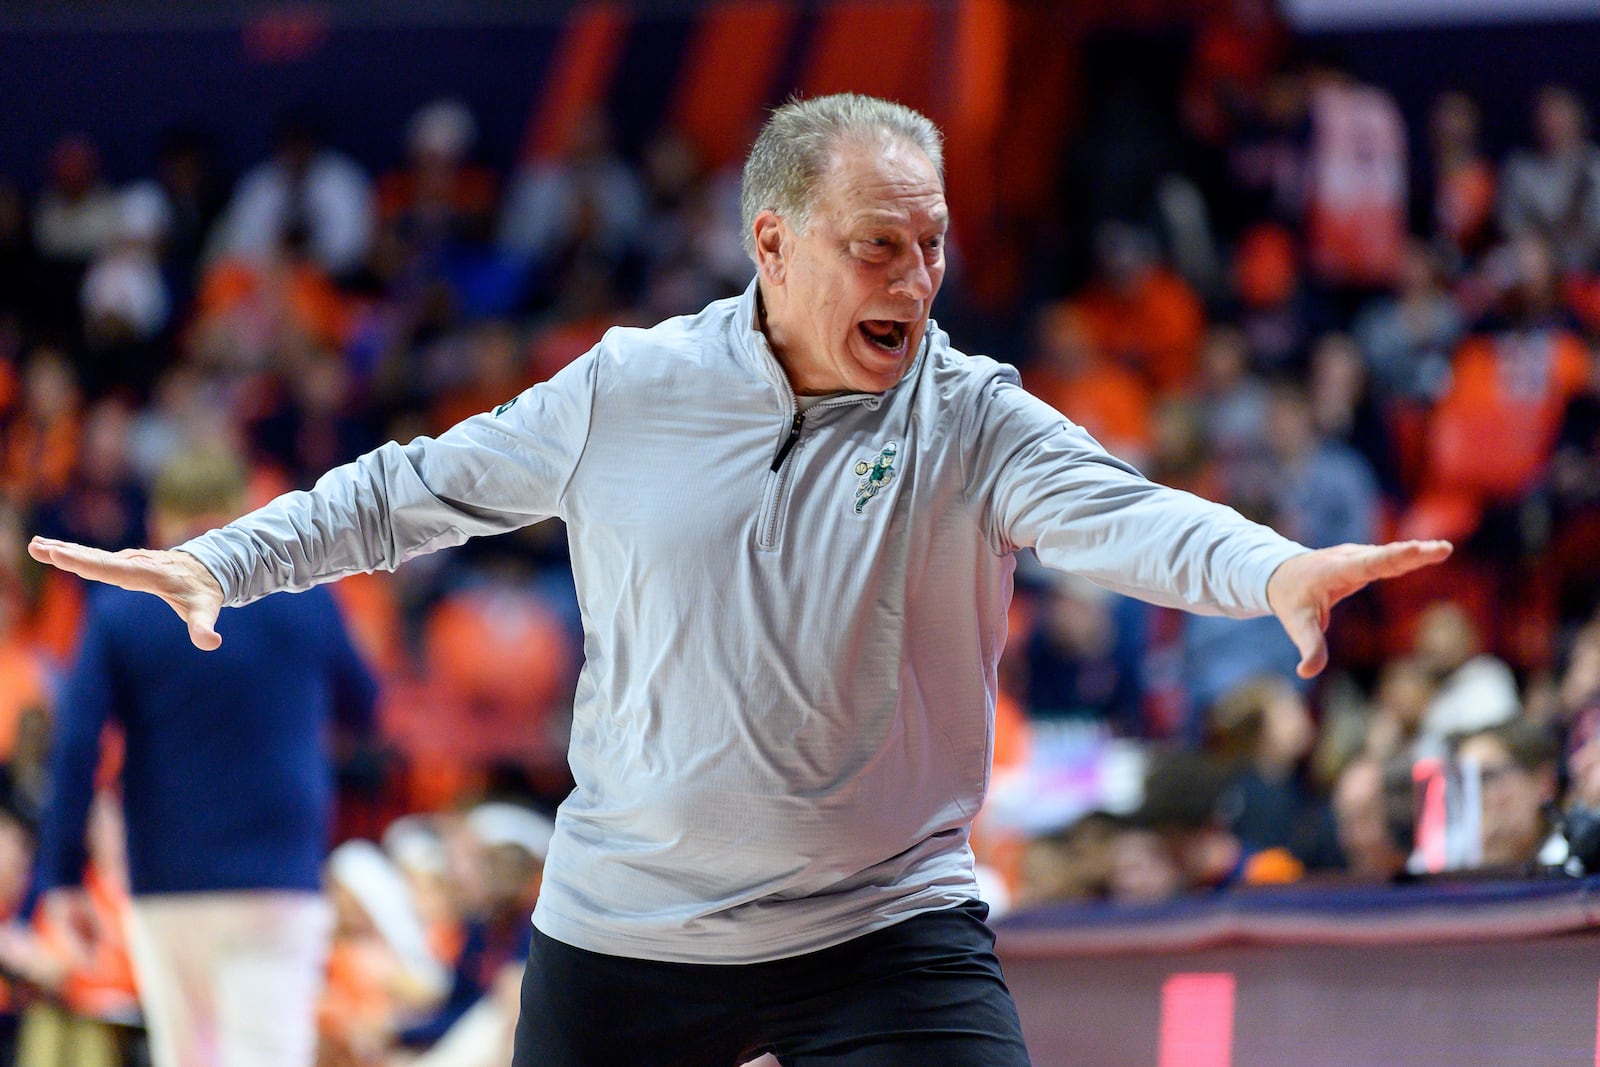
[188,226,353,374]
[1071,222,1205,397]
[1423,235,1590,509]
[1023,304,1152,466]
[2,348,80,509]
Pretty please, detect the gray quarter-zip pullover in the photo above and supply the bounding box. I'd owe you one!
[182,281,1305,964]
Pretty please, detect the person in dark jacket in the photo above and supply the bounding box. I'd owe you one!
[35,448,376,1067]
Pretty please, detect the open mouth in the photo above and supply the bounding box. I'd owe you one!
[859,320,909,354]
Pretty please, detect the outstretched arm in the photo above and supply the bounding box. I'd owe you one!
[1267,539,1453,678]
[28,538,224,650]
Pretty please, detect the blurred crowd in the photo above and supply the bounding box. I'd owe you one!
[0,7,1594,1065]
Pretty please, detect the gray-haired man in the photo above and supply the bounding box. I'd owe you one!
[31,94,1450,1065]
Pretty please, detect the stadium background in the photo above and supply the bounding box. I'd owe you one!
[2,0,1600,1064]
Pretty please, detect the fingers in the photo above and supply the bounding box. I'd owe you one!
[1284,605,1330,679]
[187,606,223,652]
[1359,539,1453,580]
[29,537,162,593]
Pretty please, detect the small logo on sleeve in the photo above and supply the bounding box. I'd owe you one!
[492,396,519,417]
[852,442,899,514]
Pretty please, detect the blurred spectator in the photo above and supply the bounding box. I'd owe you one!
[1416,235,1588,532]
[79,186,171,400]
[318,839,448,1066]
[1414,601,1520,747]
[497,109,645,310]
[1023,304,1152,466]
[1351,240,1461,404]
[1022,573,1145,733]
[1106,827,1186,905]
[377,99,498,252]
[1144,396,1218,500]
[1013,812,1119,909]
[1221,66,1311,233]
[380,101,525,324]
[1455,718,1560,871]
[1227,222,1331,375]
[142,126,228,310]
[1205,674,1340,868]
[1263,380,1379,549]
[1330,757,1410,881]
[1070,221,1204,397]
[1306,331,1398,498]
[1135,749,1304,893]
[125,365,239,486]
[214,111,374,278]
[1362,655,1440,763]
[424,320,531,435]
[1196,323,1268,466]
[2,348,82,510]
[33,135,120,337]
[0,499,55,811]
[33,397,147,552]
[393,804,549,1064]
[190,225,353,374]
[249,352,379,490]
[1417,91,1497,273]
[14,791,141,1067]
[1498,85,1600,273]
[1303,65,1407,291]
[635,128,751,319]
[35,448,377,1067]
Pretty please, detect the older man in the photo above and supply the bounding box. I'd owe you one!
[31,94,1449,1066]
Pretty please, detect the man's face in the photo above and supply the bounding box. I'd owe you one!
[1459,735,1552,868]
[755,137,948,395]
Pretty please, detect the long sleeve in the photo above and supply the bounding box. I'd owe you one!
[962,369,1305,617]
[181,349,598,606]
[35,600,118,891]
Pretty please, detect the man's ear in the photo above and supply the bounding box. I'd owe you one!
[753,211,786,284]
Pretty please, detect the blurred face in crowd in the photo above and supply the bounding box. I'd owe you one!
[1333,760,1404,881]
[1535,87,1586,155]
[1457,732,1555,868]
[1430,91,1479,158]
[1260,684,1315,770]
[754,136,947,395]
[1414,602,1479,676]
[1107,829,1184,904]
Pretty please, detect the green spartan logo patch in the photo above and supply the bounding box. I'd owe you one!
[853,442,899,514]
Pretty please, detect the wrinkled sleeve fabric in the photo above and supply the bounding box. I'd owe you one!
[182,350,599,606]
[961,366,1305,618]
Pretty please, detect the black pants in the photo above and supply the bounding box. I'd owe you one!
[511,900,1033,1066]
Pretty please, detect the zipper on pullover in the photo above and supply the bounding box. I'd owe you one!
[757,395,881,552]
[771,411,804,472]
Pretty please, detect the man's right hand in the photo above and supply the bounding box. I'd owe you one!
[28,537,225,650]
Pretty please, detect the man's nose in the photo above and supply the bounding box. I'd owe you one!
[889,251,934,300]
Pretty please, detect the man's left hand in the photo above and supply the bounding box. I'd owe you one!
[1267,540,1453,678]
